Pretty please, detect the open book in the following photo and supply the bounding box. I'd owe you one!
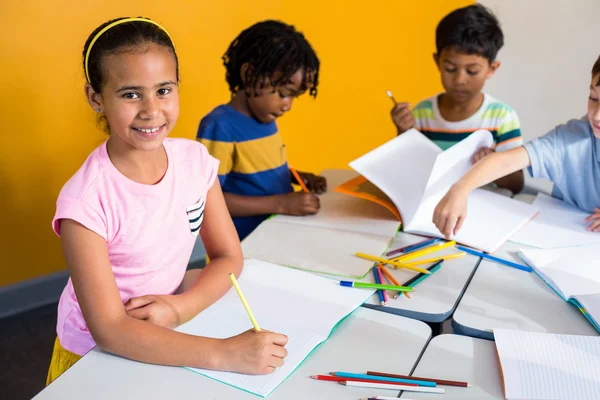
[510,193,600,249]
[338,129,538,253]
[519,244,600,332]
[176,259,373,397]
[494,329,600,400]
[242,170,399,279]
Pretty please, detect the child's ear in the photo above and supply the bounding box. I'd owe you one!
[487,60,501,79]
[433,53,440,66]
[84,84,103,113]
[240,62,254,86]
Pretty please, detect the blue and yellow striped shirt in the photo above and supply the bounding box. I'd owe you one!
[196,105,292,239]
[412,93,523,152]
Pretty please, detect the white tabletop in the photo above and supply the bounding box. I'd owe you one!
[35,308,431,400]
[400,334,504,400]
[364,232,481,323]
[452,241,598,339]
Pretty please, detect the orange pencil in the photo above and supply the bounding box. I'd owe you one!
[289,166,309,193]
[380,264,410,299]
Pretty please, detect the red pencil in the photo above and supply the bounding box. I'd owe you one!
[309,375,417,386]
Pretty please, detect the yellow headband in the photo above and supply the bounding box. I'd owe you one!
[84,17,172,83]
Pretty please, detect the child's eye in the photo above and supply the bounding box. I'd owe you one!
[590,96,599,103]
[278,91,290,99]
[123,92,140,99]
[444,68,456,73]
[157,88,171,96]
[467,70,480,76]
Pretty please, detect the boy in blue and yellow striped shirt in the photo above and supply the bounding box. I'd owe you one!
[197,20,326,240]
[391,5,524,193]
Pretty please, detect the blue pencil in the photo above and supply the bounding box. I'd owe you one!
[373,266,386,305]
[330,371,436,387]
[456,245,533,272]
[401,238,442,254]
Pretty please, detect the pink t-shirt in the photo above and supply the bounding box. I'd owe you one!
[52,138,219,355]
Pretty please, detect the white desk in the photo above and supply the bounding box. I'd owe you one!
[364,232,481,323]
[452,241,598,339]
[400,334,504,400]
[35,308,431,400]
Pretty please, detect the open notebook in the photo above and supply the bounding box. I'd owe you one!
[494,329,600,400]
[519,244,600,332]
[338,129,538,253]
[176,259,373,397]
[242,170,399,279]
[510,193,600,249]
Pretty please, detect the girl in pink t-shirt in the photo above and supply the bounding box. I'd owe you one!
[47,17,288,385]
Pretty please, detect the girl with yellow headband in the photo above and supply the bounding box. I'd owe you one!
[46,17,288,384]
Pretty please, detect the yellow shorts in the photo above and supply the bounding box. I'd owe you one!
[46,337,82,385]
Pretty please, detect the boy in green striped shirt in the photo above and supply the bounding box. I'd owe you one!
[391,5,524,193]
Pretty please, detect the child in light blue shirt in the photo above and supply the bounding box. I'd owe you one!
[432,55,600,238]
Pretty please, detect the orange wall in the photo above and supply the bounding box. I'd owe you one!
[0,0,471,286]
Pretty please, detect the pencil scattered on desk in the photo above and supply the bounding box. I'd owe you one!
[456,245,532,272]
[367,370,471,387]
[393,240,456,263]
[393,251,466,267]
[339,280,413,292]
[338,380,445,393]
[356,252,431,274]
[379,265,409,299]
[386,237,435,257]
[309,375,417,386]
[372,265,386,305]
[288,165,309,193]
[362,397,417,400]
[402,260,443,288]
[374,266,389,305]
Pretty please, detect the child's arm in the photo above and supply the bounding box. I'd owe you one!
[60,217,287,374]
[223,192,320,217]
[433,146,531,238]
[472,148,525,194]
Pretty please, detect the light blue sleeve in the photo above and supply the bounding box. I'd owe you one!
[523,125,566,183]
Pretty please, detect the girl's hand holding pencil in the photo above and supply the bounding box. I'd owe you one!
[222,329,289,375]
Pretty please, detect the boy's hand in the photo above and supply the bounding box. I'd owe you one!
[280,192,320,216]
[296,171,327,194]
[221,329,288,375]
[125,294,181,329]
[585,208,600,232]
[432,185,469,238]
[472,147,494,165]
[390,102,414,134]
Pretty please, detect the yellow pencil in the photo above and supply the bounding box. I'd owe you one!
[392,251,466,267]
[228,273,261,331]
[393,241,457,263]
[355,252,431,274]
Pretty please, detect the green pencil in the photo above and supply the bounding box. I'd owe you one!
[339,281,413,292]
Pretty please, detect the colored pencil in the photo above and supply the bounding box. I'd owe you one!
[339,280,413,292]
[356,252,430,274]
[372,266,386,305]
[338,381,445,394]
[362,397,417,400]
[289,165,309,193]
[374,266,388,304]
[393,241,456,263]
[310,375,416,386]
[386,90,398,105]
[385,237,434,257]
[379,264,406,299]
[402,260,443,288]
[228,273,261,331]
[399,238,442,254]
[456,245,533,272]
[391,251,466,266]
[330,371,435,387]
[367,371,471,387]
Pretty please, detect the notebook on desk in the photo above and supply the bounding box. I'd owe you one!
[494,328,600,400]
[510,193,600,249]
[176,259,374,397]
[519,244,600,333]
[336,129,538,253]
